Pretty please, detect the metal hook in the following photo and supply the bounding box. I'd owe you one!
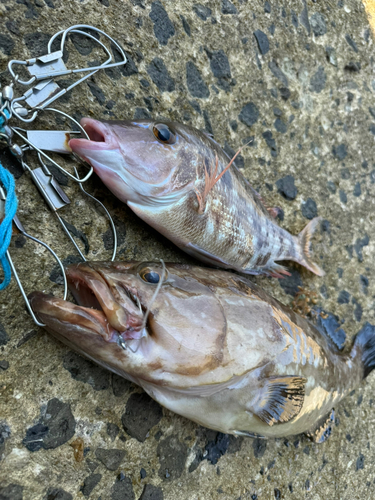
[74,167,117,261]
[0,186,68,327]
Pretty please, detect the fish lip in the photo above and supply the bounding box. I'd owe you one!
[28,290,117,342]
[29,263,145,343]
[68,117,118,155]
[66,263,145,335]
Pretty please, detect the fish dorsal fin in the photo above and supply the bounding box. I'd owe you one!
[252,375,306,426]
[305,408,335,443]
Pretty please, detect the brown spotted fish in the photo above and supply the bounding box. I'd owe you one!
[30,262,375,441]
[69,119,324,278]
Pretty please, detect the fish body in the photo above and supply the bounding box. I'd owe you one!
[30,262,374,440]
[69,119,324,277]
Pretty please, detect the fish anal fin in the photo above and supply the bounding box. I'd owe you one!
[265,262,291,279]
[252,375,306,426]
[184,242,233,269]
[305,409,335,443]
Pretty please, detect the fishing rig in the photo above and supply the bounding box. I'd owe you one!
[0,25,126,326]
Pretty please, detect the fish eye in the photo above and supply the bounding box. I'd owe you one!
[141,270,160,284]
[137,262,168,284]
[153,123,176,145]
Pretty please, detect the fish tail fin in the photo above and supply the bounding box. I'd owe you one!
[295,217,325,276]
[353,323,375,379]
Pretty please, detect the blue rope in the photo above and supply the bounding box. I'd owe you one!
[0,165,18,290]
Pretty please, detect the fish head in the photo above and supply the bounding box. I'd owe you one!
[29,262,228,384]
[69,119,217,205]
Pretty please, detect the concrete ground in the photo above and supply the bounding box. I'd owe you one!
[1,0,375,498]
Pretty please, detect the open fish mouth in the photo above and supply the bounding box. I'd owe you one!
[29,262,145,344]
[69,118,118,154]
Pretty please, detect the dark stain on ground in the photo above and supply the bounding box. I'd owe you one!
[23,398,75,452]
[111,474,135,500]
[0,147,24,179]
[121,392,163,442]
[87,80,106,106]
[102,215,127,251]
[111,373,133,397]
[63,352,110,391]
[254,29,269,55]
[0,322,9,346]
[276,175,297,200]
[80,473,102,498]
[338,290,350,304]
[354,234,369,262]
[107,423,120,441]
[95,448,126,471]
[222,0,237,15]
[16,329,38,348]
[252,437,267,459]
[314,308,346,351]
[0,484,24,500]
[193,4,212,21]
[186,60,210,99]
[0,422,11,457]
[262,131,277,157]
[180,14,191,37]
[157,434,188,480]
[59,217,90,255]
[356,453,365,471]
[43,487,73,500]
[147,57,175,93]
[205,48,235,91]
[49,255,83,285]
[238,102,259,128]
[149,0,175,46]
[204,432,243,465]
[301,198,318,220]
[278,268,303,296]
[139,483,164,500]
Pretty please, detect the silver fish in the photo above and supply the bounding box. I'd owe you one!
[69,119,324,278]
[30,262,374,441]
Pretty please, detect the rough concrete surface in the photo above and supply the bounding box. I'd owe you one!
[1,0,375,498]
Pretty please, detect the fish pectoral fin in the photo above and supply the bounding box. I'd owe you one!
[267,206,283,219]
[185,242,233,269]
[305,409,335,443]
[251,375,306,426]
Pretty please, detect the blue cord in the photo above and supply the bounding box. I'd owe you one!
[0,165,18,290]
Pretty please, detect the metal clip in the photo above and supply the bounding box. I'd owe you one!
[22,157,71,212]
[9,25,127,122]
[11,107,94,183]
[25,130,81,154]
